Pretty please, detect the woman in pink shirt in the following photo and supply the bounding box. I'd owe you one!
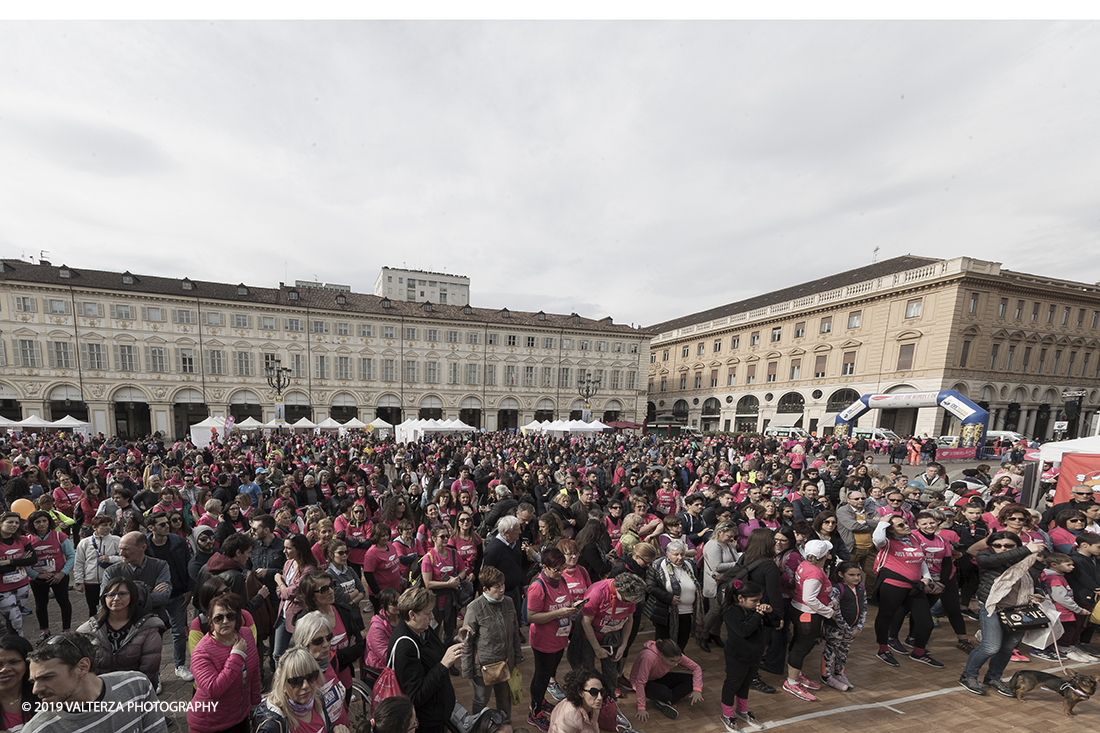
[628,639,703,721]
[871,516,940,669]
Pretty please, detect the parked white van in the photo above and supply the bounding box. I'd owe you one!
[986,430,1026,444]
[763,426,811,439]
[851,427,903,442]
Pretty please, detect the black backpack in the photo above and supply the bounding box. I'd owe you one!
[716,557,770,606]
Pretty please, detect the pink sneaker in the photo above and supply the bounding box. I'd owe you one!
[797,674,822,690]
[825,676,850,691]
[1009,649,1029,663]
[783,679,817,701]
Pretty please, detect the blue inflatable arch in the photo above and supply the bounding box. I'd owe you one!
[832,390,989,453]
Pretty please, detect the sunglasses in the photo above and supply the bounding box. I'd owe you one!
[45,635,82,653]
[315,584,334,593]
[583,687,610,698]
[991,543,1018,549]
[1074,492,1092,497]
[1005,516,1027,522]
[286,670,320,688]
[310,633,334,647]
[211,612,237,624]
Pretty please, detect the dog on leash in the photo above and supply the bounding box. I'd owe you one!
[1007,670,1099,716]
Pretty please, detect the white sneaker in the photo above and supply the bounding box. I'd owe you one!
[175,665,194,681]
[1066,649,1095,663]
[547,680,566,701]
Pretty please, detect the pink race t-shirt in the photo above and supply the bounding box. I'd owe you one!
[421,548,456,609]
[362,543,404,592]
[561,566,591,605]
[527,574,574,653]
[448,535,479,575]
[583,579,635,641]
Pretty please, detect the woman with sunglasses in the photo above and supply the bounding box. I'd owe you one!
[253,647,349,733]
[336,501,373,577]
[422,525,466,645]
[1049,509,1087,554]
[876,492,914,527]
[326,539,366,606]
[870,515,941,669]
[547,668,607,733]
[275,534,317,664]
[188,577,257,657]
[290,610,349,728]
[293,571,365,692]
[996,504,1048,547]
[450,511,483,583]
[812,512,850,573]
[76,576,164,685]
[26,510,75,646]
[957,530,1047,697]
[380,495,409,538]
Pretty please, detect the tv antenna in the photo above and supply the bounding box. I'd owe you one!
[872,246,880,264]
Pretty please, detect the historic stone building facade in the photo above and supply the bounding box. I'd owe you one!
[0,260,648,438]
[647,256,1100,440]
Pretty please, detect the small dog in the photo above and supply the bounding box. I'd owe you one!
[1008,670,1099,716]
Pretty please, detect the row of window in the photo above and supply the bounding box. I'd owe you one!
[976,293,1100,330]
[653,310,869,362]
[651,351,859,392]
[7,338,638,388]
[10,297,638,353]
[958,339,1100,379]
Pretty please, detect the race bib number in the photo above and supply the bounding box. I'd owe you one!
[600,616,626,632]
[33,558,56,573]
[1,568,26,585]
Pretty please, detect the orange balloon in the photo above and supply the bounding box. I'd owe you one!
[11,499,34,520]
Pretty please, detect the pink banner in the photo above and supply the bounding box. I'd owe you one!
[935,447,977,461]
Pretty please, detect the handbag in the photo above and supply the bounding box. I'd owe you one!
[372,636,419,708]
[996,603,1050,631]
[1090,601,1100,626]
[480,660,510,685]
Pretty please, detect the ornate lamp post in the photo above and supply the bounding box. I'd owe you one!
[577,371,601,421]
[266,359,293,429]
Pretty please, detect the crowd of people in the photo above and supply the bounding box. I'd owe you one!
[0,426,1094,733]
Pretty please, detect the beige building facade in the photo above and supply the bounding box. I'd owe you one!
[0,260,647,439]
[647,256,1100,440]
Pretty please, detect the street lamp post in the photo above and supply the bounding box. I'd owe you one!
[266,359,293,429]
[577,371,601,421]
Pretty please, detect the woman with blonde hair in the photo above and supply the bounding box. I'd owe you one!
[289,610,348,727]
[252,647,350,733]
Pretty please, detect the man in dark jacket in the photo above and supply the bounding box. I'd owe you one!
[193,533,269,616]
[188,526,217,582]
[1068,533,1100,611]
[247,513,286,598]
[483,516,524,615]
[145,513,193,680]
[1041,485,1096,528]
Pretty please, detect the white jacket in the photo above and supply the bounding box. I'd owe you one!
[72,534,123,586]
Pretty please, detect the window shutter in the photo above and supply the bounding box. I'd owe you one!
[47,343,56,368]
[109,305,117,319]
[80,343,89,370]
[172,309,180,324]
[144,346,152,371]
[11,340,20,367]
[112,345,121,370]
[13,297,22,313]
[96,303,104,318]
[204,350,212,373]
[140,306,148,322]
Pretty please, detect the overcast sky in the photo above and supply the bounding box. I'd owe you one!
[1,20,1098,328]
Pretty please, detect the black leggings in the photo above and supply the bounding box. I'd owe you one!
[622,607,643,659]
[787,614,823,671]
[84,583,100,619]
[919,576,967,637]
[31,576,72,631]
[645,671,693,705]
[722,656,756,705]
[877,582,932,648]
[530,647,565,710]
[653,613,693,652]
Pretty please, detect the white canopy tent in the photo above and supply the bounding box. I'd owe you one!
[395,417,477,443]
[291,417,318,430]
[342,417,368,429]
[316,417,343,430]
[190,415,226,448]
[1039,434,1100,463]
[520,420,547,434]
[15,416,53,430]
[235,417,264,430]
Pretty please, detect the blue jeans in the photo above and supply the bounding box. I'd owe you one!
[962,602,1024,681]
[164,595,189,668]
[273,614,291,661]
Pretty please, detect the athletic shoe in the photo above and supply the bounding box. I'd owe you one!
[1030,648,1063,662]
[749,675,775,694]
[932,618,940,628]
[910,652,945,668]
[782,679,817,701]
[155,681,163,695]
[1066,648,1096,663]
[835,672,852,689]
[825,675,851,691]
[904,636,916,647]
[735,710,764,730]
[175,666,194,681]
[721,715,742,732]
[984,678,1015,698]
[527,708,550,732]
[797,674,821,690]
[547,681,566,702]
[615,711,631,730]
[21,608,31,616]
[956,639,976,653]
[876,650,900,667]
[958,675,987,695]
[887,637,910,654]
[961,609,979,620]
[1009,649,1029,662]
[652,699,678,719]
